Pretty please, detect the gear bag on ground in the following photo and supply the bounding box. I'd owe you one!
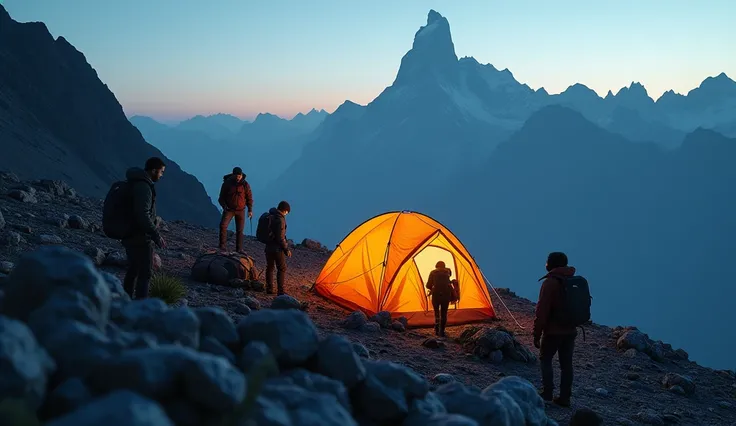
[190,250,258,285]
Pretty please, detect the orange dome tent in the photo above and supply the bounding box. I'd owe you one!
[314,211,496,327]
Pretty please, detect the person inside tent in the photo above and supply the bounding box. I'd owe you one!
[426,261,453,337]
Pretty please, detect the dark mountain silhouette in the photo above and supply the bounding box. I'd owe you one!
[175,113,247,140]
[289,108,329,131]
[427,106,736,370]
[0,6,219,226]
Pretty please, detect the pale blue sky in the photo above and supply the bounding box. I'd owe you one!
[4,0,735,121]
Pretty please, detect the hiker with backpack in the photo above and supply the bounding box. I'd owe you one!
[426,261,453,337]
[256,201,291,295]
[102,157,167,300]
[533,251,591,407]
[218,167,253,253]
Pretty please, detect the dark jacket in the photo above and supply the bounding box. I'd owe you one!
[426,267,453,303]
[533,266,578,339]
[265,207,288,253]
[124,167,160,245]
[218,174,253,212]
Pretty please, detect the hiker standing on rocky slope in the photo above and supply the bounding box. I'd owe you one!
[257,201,291,295]
[217,167,253,253]
[533,251,591,407]
[426,261,453,337]
[120,157,167,299]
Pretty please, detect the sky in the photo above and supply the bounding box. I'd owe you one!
[4,0,735,122]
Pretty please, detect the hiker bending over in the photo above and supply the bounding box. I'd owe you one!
[426,261,453,337]
[218,167,253,253]
[534,251,590,407]
[257,201,291,295]
[122,157,167,299]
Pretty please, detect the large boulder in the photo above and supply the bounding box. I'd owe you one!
[236,309,319,367]
[44,390,173,426]
[0,316,56,410]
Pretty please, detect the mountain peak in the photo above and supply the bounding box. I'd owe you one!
[392,10,458,86]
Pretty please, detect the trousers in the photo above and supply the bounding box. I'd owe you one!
[432,298,449,336]
[539,332,576,399]
[123,240,154,300]
[219,209,245,251]
[265,250,287,295]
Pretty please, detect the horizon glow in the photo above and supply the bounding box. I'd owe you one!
[4,0,735,122]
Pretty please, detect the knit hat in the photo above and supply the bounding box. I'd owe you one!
[435,261,446,269]
[232,167,243,176]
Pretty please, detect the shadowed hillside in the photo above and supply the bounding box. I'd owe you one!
[0,6,219,226]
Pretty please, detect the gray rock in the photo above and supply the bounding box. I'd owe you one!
[352,341,371,359]
[247,396,292,425]
[231,302,252,315]
[237,309,319,367]
[435,376,553,426]
[392,320,406,332]
[353,360,429,422]
[84,247,106,266]
[636,409,664,425]
[243,295,261,310]
[369,310,392,328]
[280,368,352,412]
[44,390,174,426]
[258,382,357,426]
[4,230,21,246]
[114,300,200,348]
[316,334,367,389]
[0,260,13,274]
[7,189,38,203]
[617,329,650,352]
[45,377,93,418]
[271,294,302,310]
[431,373,457,385]
[341,310,368,329]
[238,341,279,377]
[193,306,238,347]
[360,322,381,333]
[405,413,479,426]
[0,210,4,229]
[199,336,236,364]
[104,251,128,267]
[662,373,695,395]
[2,246,111,323]
[39,234,63,244]
[481,376,549,425]
[67,215,89,230]
[86,345,246,412]
[595,387,609,397]
[0,316,56,410]
[470,328,514,351]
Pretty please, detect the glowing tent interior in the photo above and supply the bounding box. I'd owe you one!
[314,211,496,327]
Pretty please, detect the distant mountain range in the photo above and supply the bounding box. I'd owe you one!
[129,109,328,209]
[0,5,219,226]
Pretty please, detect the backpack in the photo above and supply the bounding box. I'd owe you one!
[449,279,460,303]
[256,212,274,244]
[190,251,258,286]
[102,181,135,239]
[553,275,592,327]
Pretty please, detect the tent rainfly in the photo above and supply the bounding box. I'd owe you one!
[314,211,496,327]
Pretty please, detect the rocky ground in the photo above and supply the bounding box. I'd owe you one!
[1,172,735,426]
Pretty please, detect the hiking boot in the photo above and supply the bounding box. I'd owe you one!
[553,396,571,407]
[538,390,553,402]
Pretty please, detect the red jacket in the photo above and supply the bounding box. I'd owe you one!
[218,174,253,212]
[533,266,578,339]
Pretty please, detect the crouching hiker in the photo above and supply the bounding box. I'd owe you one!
[533,251,591,407]
[256,201,291,295]
[102,157,167,300]
[426,261,453,337]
